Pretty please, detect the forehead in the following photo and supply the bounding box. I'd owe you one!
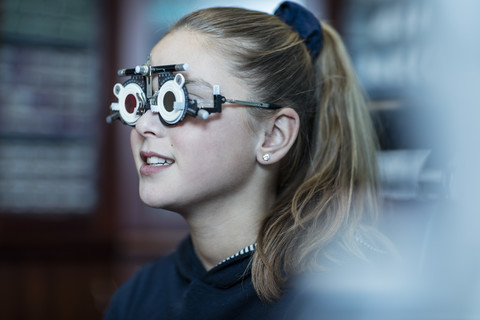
[151,30,217,76]
[150,30,247,98]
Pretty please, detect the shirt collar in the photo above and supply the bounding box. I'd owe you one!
[175,236,257,289]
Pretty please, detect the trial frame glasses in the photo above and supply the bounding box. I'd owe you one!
[107,56,283,126]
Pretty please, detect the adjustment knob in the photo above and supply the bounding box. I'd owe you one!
[197,109,210,120]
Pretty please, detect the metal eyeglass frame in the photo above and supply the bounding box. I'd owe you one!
[107,56,283,126]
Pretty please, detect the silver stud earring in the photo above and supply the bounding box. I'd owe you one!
[262,153,270,161]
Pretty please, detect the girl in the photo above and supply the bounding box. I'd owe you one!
[105,2,392,319]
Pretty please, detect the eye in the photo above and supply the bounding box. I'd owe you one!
[184,78,212,100]
[185,87,209,101]
[187,93,201,101]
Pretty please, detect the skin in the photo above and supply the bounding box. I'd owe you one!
[130,29,299,270]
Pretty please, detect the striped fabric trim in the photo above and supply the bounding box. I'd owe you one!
[217,243,257,266]
[355,232,388,255]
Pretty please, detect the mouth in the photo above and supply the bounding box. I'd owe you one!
[140,151,174,167]
[146,156,173,166]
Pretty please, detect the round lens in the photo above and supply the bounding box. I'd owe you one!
[163,91,175,112]
[125,94,137,114]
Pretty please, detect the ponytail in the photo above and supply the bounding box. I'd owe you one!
[252,22,383,302]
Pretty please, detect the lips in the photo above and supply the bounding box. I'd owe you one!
[139,151,174,175]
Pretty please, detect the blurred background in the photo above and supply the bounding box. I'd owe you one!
[0,0,479,319]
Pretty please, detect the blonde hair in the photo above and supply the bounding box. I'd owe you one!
[168,7,386,301]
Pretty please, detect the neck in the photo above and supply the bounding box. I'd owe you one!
[183,187,274,271]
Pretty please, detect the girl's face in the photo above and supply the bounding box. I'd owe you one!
[130,30,263,215]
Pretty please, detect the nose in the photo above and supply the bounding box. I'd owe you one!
[134,109,166,137]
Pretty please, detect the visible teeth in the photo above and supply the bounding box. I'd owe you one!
[146,156,173,166]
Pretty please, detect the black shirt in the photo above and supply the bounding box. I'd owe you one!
[104,236,278,320]
[105,234,399,320]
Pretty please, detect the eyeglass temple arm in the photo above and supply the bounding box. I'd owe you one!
[187,84,283,120]
[223,98,283,110]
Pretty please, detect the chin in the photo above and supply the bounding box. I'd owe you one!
[138,188,163,207]
[138,191,177,211]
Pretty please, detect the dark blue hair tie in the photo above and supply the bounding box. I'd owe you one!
[274,1,323,60]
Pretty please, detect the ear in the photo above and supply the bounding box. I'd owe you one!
[256,108,300,165]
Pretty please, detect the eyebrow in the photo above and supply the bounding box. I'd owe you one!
[184,77,214,91]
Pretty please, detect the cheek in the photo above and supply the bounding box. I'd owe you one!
[130,129,143,159]
[172,121,258,175]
